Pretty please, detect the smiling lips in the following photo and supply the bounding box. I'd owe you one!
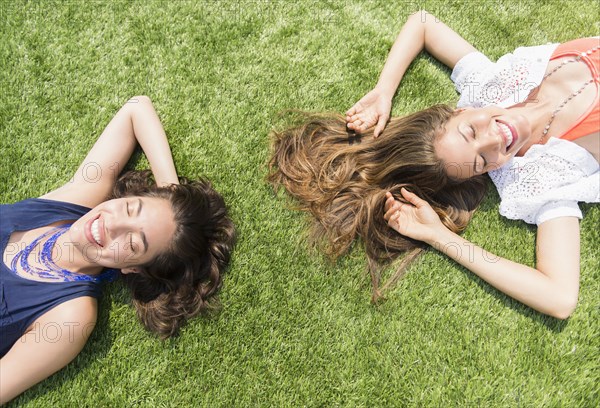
[91,219,102,246]
[86,214,104,247]
[497,120,518,152]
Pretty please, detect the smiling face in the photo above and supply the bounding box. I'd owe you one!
[434,106,534,179]
[68,196,177,271]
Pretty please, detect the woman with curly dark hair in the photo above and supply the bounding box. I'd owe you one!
[0,96,235,403]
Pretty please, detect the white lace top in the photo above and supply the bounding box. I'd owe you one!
[450,44,600,225]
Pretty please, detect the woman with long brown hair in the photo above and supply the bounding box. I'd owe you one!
[269,11,598,317]
[0,96,235,403]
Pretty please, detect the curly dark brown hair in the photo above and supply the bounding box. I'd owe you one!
[111,170,236,339]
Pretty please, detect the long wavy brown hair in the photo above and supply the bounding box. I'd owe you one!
[268,104,487,301]
[111,170,236,339]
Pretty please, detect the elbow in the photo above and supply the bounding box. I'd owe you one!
[411,9,435,23]
[409,10,423,19]
[548,293,578,320]
[126,95,153,117]
[129,95,152,105]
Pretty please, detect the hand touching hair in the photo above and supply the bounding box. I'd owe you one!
[268,105,487,301]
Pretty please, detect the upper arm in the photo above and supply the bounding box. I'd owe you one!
[0,297,97,404]
[536,216,581,307]
[41,96,152,208]
[419,10,478,69]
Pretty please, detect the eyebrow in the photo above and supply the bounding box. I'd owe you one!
[457,126,478,175]
[138,198,148,254]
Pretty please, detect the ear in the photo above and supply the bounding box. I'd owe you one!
[455,107,471,114]
[121,266,142,275]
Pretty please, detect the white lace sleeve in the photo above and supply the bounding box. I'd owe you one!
[450,44,558,109]
[450,52,494,108]
[488,138,600,226]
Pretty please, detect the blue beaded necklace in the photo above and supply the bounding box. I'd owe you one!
[10,224,118,283]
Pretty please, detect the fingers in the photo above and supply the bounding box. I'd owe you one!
[383,192,396,212]
[347,113,363,122]
[387,208,402,230]
[384,197,402,220]
[345,108,376,134]
[373,114,389,138]
[384,204,402,222]
[345,102,363,117]
[351,118,363,127]
[346,118,374,134]
[345,104,360,129]
[346,110,366,132]
[400,187,426,207]
[346,120,364,133]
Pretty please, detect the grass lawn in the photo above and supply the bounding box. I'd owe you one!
[1,0,598,406]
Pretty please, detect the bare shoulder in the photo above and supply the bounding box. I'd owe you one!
[0,296,99,404]
[44,295,97,319]
[29,296,98,340]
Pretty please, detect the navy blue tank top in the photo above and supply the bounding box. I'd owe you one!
[0,198,104,357]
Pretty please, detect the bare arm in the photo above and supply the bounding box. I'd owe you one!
[42,95,179,208]
[375,10,477,95]
[0,298,97,404]
[347,10,477,136]
[384,190,580,318]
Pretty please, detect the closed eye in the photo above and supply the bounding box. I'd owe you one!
[459,124,482,174]
[468,125,488,173]
[475,156,487,174]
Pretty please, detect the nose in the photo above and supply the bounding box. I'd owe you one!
[478,126,502,155]
[108,216,137,240]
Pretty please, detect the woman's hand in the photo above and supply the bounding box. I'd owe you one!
[345,11,478,140]
[384,190,582,318]
[383,189,445,244]
[384,189,581,319]
[345,88,392,138]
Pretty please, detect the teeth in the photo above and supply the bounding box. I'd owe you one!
[91,219,102,246]
[498,122,513,149]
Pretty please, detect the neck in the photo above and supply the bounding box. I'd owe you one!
[507,100,553,155]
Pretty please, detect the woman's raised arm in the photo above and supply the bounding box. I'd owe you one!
[384,190,580,319]
[42,96,179,208]
[346,10,477,136]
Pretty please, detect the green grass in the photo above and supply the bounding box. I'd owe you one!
[1,0,598,406]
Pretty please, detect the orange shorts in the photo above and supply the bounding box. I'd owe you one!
[551,37,600,141]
